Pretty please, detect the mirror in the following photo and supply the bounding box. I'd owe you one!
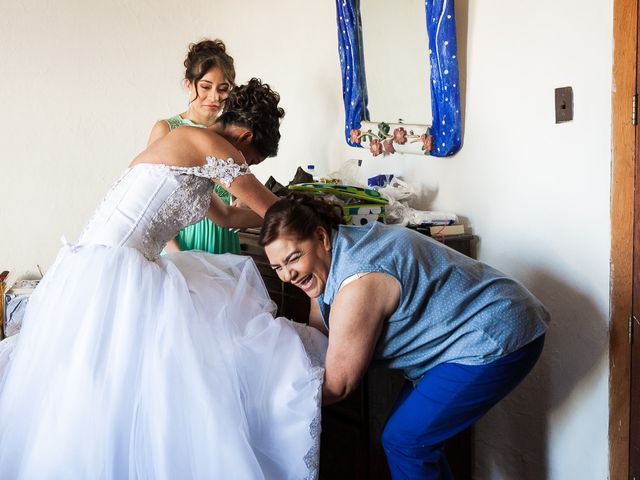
[336,0,462,157]
[361,0,431,124]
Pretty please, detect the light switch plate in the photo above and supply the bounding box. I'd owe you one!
[555,87,573,123]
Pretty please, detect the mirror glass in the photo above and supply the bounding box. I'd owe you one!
[360,0,431,124]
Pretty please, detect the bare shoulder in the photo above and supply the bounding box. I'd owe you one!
[146,120,170,146]
[190,128,240,160]
[333,272,401,320]
[131,126,243,169]
[175,127,248,169]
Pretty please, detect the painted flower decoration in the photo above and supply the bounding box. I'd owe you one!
[357,123,432,157]
[370,139,383,157]
[349,129,362,144]
[392,127,407,145]
[382,140,395,154]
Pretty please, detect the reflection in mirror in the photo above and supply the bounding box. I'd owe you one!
[336,0,462,157]
[360,0,431,124]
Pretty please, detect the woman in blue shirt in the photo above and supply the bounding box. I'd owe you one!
[260,193,549,480]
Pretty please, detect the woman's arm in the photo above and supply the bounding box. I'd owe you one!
[322,273,400,405]
[206,192,264,228]
[219,174,279,218]
[137,127,279,215]
[146,120,170,147]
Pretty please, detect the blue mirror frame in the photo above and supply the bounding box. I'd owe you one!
[336,0,462,157]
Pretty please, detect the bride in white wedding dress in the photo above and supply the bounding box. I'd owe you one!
[0,79,326,480]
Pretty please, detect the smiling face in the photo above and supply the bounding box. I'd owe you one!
[264,228,333,299]
[185,66,231,126]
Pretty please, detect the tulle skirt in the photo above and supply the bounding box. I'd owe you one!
[0,245,326,479]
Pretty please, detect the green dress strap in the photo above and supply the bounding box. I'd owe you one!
[165,114,205,131]
[164,115,241,254]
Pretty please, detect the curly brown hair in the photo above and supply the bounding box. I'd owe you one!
[217,78,285,158]
[184,39,235,98]
[259,192,344,247]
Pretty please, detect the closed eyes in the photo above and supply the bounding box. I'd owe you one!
[270,252,305,271]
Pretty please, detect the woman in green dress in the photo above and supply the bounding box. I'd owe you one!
[148,38,261,254]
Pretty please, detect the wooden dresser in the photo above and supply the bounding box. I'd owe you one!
[238,229,476,480]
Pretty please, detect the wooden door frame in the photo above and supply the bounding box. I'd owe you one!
[610,0,637,478]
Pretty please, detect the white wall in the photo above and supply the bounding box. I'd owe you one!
[344,2,613,478]
[0,0,613,478]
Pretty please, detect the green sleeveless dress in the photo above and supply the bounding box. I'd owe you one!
[165,115,241,254]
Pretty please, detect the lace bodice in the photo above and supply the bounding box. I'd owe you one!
[78,158,251,260]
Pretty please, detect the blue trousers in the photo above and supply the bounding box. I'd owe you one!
[382,335,545,479]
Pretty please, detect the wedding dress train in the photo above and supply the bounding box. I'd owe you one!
[0,160,326,479]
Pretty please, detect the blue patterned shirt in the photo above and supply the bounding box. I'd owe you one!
[317,223,549,381]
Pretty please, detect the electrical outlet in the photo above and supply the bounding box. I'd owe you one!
[555,87,573,123]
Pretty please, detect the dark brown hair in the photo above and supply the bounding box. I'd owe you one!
[184,39,235,98]
[259,192,344,246]
[217,78,285,158]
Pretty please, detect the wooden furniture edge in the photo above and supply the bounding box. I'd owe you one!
[610,0,636,477]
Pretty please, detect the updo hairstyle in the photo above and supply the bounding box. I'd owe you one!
[259,192,344,247]
[217,78,285,158]
[184,39,236,97]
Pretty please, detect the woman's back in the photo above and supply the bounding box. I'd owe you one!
[321,222,550,380]
[78,163,215,260]
[132,126,232,170]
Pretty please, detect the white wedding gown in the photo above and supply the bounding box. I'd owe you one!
[0,159,327,479]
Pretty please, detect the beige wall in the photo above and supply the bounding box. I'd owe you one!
[343,2,612,478]
[0,0,613,478]
[0,0,345,280]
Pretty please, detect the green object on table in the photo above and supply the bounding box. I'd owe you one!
[288,183,388,225]
[288,183,388,204]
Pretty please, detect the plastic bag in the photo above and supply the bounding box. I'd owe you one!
[326,159,365,187]
[374,178,458,226]
[375,177,418,204]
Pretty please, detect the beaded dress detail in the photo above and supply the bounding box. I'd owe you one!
[78,158,250,261]
[0,160,326,479]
